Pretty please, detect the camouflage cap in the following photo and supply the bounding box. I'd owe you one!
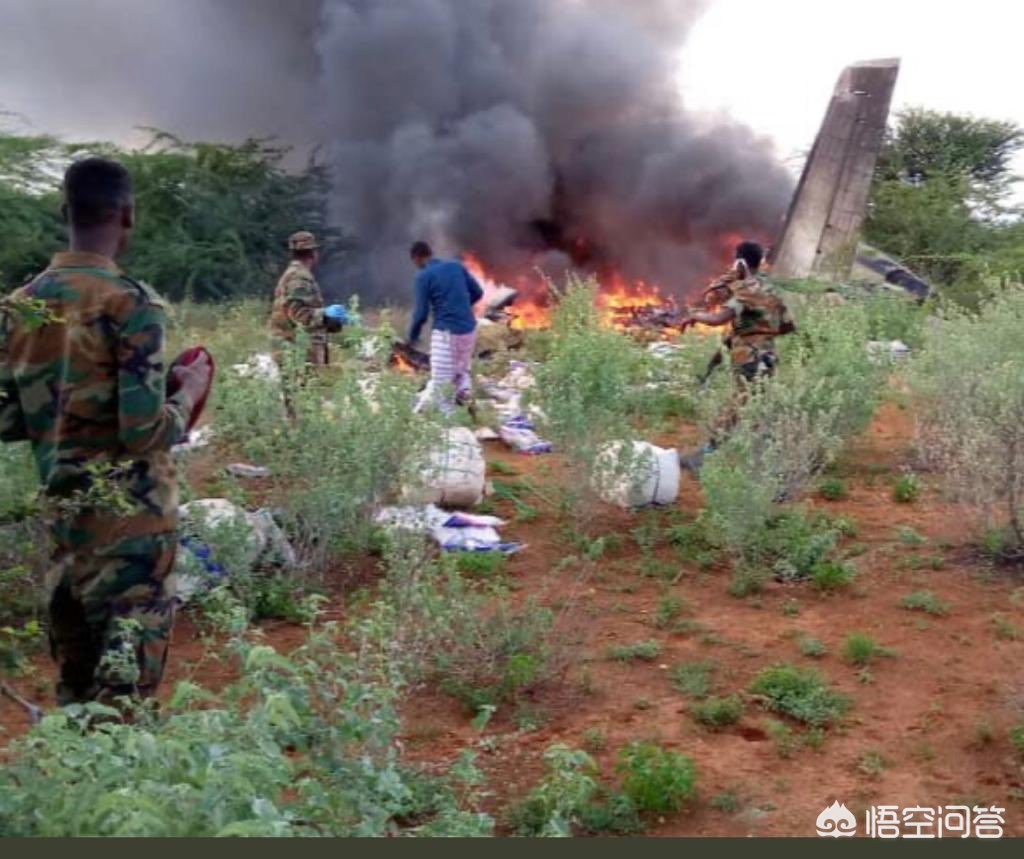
[288,230,320,252]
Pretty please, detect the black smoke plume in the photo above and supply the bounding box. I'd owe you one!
[0,0,793,299]
[316,0,794,298]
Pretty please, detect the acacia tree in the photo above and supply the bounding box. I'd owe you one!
[122,132,348,301]
[866,108,1024,300]
[875,108,1024,195]
[0,133,65,287]
[1,130,350,301]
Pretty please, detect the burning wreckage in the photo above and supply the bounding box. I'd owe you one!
[390,265,707,373]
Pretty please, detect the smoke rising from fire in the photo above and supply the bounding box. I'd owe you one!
[0,0,794,299]
[317,0,794,298]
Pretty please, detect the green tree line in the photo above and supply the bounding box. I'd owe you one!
[2,107,1022,306]
[0,130,345,301]
[865,108,1024,304]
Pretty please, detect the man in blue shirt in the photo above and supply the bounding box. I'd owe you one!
[406,241,484,415]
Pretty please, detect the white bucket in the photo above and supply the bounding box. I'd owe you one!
[595,441,681,509]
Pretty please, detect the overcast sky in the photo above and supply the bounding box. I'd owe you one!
[1,0,1019,193]
[678,0,1024,192]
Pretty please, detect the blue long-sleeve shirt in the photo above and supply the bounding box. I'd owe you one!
[408,258,484,343]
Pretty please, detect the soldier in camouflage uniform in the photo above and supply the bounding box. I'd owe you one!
[0,157,212,705]
[268,231,345,417]
[270,231,333,366]
[679,242,795,469]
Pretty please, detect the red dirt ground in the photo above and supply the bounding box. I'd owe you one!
[3,400,1023,837]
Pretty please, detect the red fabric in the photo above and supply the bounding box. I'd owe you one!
[167,346,215,432]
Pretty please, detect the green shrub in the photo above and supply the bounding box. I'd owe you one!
[765,718,799,758]
[710,790,742,813]
[1010,725,1024,760]
[0,443,47,626]
[892,475,921,504]
[728,565,768,598]
[907,287,1024,554]
[508,744,645,837]
[581,727,607,754]
[818,478,849,502]
[765,512,844,582]
[862,290,928,350]
[369,537,564,716]
[507,745,600,837]
[811,560,856,591]
[616,742,697,814]
[692,695,744,729]
[896,526,928,546]
[0,619,44,676]
[749,664,850,727]
[576,793,644,836]
[654,595,687,629]
[669,661,716,699]
[0,607,492,837]
[532,275,646,521]
[434,597,559,712]
[900,591,949,616]
[799,637,828,658]
[699,300,882,576]
[212,344,437,574]
[454,552,508,580]
[666,521,720,568]
[991,613,1020,641]
[606,640,661,663]
[843,633,887,666]
[858,749,888,778]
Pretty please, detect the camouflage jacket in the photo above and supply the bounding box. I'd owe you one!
[268,261,328,362]
[701,267,743,310]
[724,276,795,364]
[0,252,195,551]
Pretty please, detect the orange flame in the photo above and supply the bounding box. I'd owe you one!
[392,352,416,375]
[461,250,737,339]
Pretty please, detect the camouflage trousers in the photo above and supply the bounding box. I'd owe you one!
[273,341,328,421]
[711,345,778,444]
[46,533,177,705]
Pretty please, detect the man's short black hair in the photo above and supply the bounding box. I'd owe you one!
[410,240,433,259]
[735,241,764,272]
[63,157,133,228]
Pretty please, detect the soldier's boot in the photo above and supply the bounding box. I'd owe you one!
[680,443,716,476]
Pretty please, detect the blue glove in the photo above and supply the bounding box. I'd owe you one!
[323,304,349,323]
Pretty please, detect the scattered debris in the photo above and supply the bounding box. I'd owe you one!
[595,441,681,509]
[402,427,488,508]
[647,342,684,360]
[867,340,911,363]
[0,681,42,724]
[376,504,523,554]
[498,415,553,455]
[390,341,431,373]
[481,284,519,317]
[173,499,298,605]
[226,463,272,479]
[475,317,525,357]
[172,425,215,455]
[232,352,280,382]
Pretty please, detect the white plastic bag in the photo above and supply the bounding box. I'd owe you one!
[173,499,297,604]
[866,340,911,364]
[402,427,487,508]
[595,441,680,509]
[232,352,280,382]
